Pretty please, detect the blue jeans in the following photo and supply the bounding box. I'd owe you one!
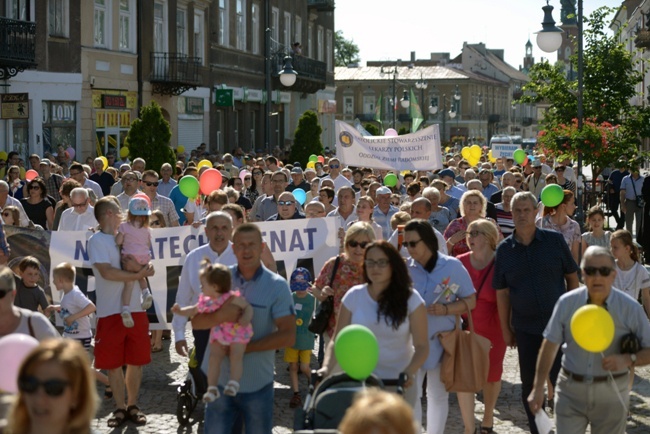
[204,381,274,434]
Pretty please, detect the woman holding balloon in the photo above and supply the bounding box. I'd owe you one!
[404,219,476,434]
[319,241,428,409]
[528,246,650,434]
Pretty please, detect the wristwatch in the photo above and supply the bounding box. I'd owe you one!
[630,353,637,366]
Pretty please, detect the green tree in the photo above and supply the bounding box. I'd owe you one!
[335,30,360,67]
[126,101,175,172]
[364,123,380,136]
[519,7,649,175]
[289,111,323,167]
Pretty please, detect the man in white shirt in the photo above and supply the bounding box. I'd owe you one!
[172,211,237,367]
[58,188,98,231]
[323,157,352,191]
[116,171,141,212]
[69,163,103,199]
[327,186,357,230]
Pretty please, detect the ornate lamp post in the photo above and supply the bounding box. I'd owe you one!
[380,64,399,128]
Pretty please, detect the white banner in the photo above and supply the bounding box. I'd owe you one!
[335,120,443,171]
[43,218,339,329]
[491,144,521,159]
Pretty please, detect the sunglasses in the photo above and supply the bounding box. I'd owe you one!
[278,201,295,206]
[329,164,340,169]
[18,376,70,397]
[28,185,40,190]
[403,239,422,248]
[347,240,369,249]
[71,202,87,208]
[253,171,262,176]
[144,181,159,187]
[468,230,483,238]
[244,177,251,181]
[365,259,389,268]
[583,266,614,277]
[150,220,161,226]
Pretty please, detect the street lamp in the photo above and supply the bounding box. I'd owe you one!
[430,94,457,142]
[380,64,400,128]
[415,73,428,121]
[278,55,298,87]
[400,90,410,109]
[535,0,584,229]
[477,93,483,142]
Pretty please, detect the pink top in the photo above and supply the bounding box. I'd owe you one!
[118,221,151,258]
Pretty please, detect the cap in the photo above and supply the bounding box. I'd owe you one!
[439,169,455,179]
[128,197,152,216]
[290,267,312,292]
[39,158,52,166]
[531,159,542,167]
[291,167,303,175]
[376,186,392,195]
[304,168,316,174]
[293,162,302,168]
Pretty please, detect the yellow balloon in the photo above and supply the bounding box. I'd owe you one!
[177,145,185,154]
[461,147,471,160]
[306,161,316,169]
[120,147,129,158]
[0,151,7,161]
[470,144,482,160]
[570,305,615,353]
[99,156,108,170]
[197,159,213,170]
[468,157,479,168]
[488,149,496,163]
[445,146,451,153]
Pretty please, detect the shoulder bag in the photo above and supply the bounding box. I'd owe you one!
[438,298,491,393]
[308,256,341,335]
[632,179,645,208]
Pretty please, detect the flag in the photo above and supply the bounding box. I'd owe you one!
[374,94,383,129]
[410,88,424,133]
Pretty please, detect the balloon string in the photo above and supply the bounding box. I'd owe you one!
[601,351,627,412]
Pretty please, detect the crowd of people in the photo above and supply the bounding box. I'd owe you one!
[0,144,649,434]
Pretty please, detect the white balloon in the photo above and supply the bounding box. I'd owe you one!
[0,334,39,393]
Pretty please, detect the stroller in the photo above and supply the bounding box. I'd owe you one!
[176,347,208,426]
[293,371,406,432]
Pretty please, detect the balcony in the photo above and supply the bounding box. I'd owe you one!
[150,52,202,96]
[307,0,335,12]
[0,17,36,79]
[272,51,327,94]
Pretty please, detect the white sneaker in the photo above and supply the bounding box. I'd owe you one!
[141,290,153,310]
[121,310,134,328]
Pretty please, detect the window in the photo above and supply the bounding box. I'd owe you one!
[363,95,375,114]
[317,26,324,62]
[94,0,108,48]
[119,0,134,51]
[153,2,166,52]
[271,8,279,42]
[194,10,204,62]
[294,16,302,46]
[251,3,260,55]
[283,12,291,49]
[7,0,30,21]
[343,96,354,115]
[49,0,68,37]
[42,101,77,155]
[307,23,313,58]
[218,0,229,47]
[177,8,187,55]
[236,0,246,51]
[326,29,333,71]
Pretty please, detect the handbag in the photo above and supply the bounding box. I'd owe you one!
[438,298,492,393]
[308,256,341,335]
[631,179,645,208]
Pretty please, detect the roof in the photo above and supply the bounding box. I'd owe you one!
[334,65,469,82]
[463,43,529,82]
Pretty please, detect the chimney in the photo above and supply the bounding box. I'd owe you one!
[411,51,416,63]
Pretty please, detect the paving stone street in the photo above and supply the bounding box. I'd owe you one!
[91,334,650,434]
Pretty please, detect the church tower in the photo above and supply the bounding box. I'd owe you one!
[523,39,534,73]
[558,0,578,73]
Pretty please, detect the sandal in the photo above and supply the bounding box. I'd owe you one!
[203,386,220,403]
[107,408,127,427]
[289,392,302,409]
[224,380,240,397]
[103,385,113,399]
[480,428,494,434]
[126,405,147,425]
[151,345,163,353]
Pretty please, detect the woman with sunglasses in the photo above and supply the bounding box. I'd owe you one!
[312,222,376,345]
[456,219,506,434]
[20,178,54,230]
[319,241,428,409]
[404,219,476,434]
[6,338,98,434]
[6,165,26,200]
[554,165,576,194]
[243,169,261,204]
[444,190,497,257]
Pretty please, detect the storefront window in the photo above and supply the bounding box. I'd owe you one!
[43,101,77,155]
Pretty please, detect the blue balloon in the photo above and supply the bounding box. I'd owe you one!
[293,188,307,205]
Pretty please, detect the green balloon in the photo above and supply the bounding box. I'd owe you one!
[383,173,398,187]
[541,184,565,207]
[179,175,200,199]
[309,154,318,163]
[335,325,379,380]
[513,149,526,164]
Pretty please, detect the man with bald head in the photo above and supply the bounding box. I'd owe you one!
[490,171,516,204]
[387,197,447,256]
[267,192,305,220]
[58,187,98,231]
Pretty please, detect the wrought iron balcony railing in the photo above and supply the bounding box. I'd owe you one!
[307,0,335,11]
[150,52,202,96]
[0,17,36,79]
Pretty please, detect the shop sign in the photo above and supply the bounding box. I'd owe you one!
[1,93,29,119]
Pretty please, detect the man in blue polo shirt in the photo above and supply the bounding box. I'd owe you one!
[193,223,296,434]
[494,191,579,434]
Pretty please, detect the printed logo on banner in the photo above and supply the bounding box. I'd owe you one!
[339,131,354,148]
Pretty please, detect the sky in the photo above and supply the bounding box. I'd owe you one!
[335,0,624,69]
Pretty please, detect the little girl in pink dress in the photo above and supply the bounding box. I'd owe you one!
[172,259,253,402]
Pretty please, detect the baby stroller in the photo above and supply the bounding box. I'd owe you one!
[293,371,406,432]
[176,347,207,426]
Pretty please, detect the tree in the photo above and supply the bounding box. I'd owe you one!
[289,111,323,167]
[335,30,360,67]
[519,7,650,176]
[126,101,176,172]
[364,123,380,136]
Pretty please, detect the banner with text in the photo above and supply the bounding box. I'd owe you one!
[8,218,339,330]
[335,120,443,171]
[491,144,521,159]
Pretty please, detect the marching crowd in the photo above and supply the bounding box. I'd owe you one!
[0,144,650,434]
